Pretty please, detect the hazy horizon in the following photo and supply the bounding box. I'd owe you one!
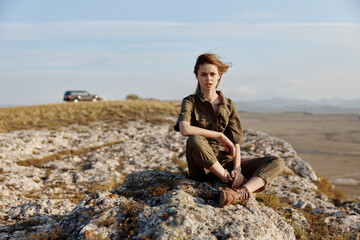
[1,0,359,106]
[2,96,360,113]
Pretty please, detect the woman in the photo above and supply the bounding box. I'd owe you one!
[174,53,284,207]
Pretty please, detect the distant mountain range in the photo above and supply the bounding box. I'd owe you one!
[0,104,15,108]
[235,98,360,114]
[0,104,14,108]
[2,98,359,114]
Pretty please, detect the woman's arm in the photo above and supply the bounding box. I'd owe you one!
[231,144,245,189]
[179,120,235,157]
[233,144,241,169]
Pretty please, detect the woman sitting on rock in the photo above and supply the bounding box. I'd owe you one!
[174,53,284,207]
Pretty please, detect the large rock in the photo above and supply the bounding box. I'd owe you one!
[56,170,295,240]
[0,120,359,239]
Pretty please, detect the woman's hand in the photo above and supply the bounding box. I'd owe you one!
[219,133,235,158]
[231,168,244,189]
[221,169,233,183]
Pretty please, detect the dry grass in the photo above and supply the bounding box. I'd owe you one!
[256,190,284,211]
[16,140,125,168]
[23,176,123,204]
[118,200,145,239]
[314,176,344,205]
[256,187,352,240]
[170,154,188,173]
[85,176,121,194]
[28,225,67,240]
[299,210,355,240]
[149,183,171,197]
[4,219,67,240]
[0,99,179,133]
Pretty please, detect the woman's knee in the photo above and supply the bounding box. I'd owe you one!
[273,157,285,172]
[255,157,285,186]
[187,135,207,149]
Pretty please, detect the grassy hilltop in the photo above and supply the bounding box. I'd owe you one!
[0,99,179,133]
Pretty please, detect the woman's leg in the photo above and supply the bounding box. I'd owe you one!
[243,177,266,193]
[241,156,285,192]
[218,156,284,207]
[186,135,228,181]
[209,161,232,183]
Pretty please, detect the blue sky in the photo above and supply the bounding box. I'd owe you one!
[0,0,359,106]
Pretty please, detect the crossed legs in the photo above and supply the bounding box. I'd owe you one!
[186,135,285,193]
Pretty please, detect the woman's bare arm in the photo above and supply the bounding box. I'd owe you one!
[231,144,245,189]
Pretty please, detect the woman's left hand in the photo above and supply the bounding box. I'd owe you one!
[231,169,244,189]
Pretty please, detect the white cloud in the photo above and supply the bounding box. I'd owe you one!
[0,51,191,69]
[236,85,257,95]
[0,21,183,41]
[227,67,360,101]
[289,79,304,85]
[1,21,360,47]
[242,12,278,19]
[223,85,257,96]
[1,20,359,104]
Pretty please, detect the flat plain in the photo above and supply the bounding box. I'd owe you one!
[239,111,360,200]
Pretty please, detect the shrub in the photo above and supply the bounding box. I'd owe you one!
[126,94,140,100]
[314,177,343,205]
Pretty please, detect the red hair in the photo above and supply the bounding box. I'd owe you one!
[194,53,231,89]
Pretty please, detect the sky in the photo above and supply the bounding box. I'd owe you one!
[0,0,359,106]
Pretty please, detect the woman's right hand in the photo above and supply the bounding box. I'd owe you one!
[231,168,244,189]
[221,169,233,183]
[219,133,235,158]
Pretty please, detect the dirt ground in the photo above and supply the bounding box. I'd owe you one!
[239,112,360,201]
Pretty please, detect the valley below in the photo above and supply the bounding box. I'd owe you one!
[240,111,360,200]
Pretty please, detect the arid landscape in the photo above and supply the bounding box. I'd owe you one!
[239,111,360,200]
[1,101,360,239]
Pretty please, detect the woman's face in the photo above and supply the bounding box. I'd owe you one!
[196,63,220,92]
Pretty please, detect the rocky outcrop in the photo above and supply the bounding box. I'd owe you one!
[57,170,295,240]
[0,119,359,239]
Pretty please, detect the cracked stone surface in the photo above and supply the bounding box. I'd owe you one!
[0,119,359,239]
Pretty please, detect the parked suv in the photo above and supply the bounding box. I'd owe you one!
[63,90,101,103]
